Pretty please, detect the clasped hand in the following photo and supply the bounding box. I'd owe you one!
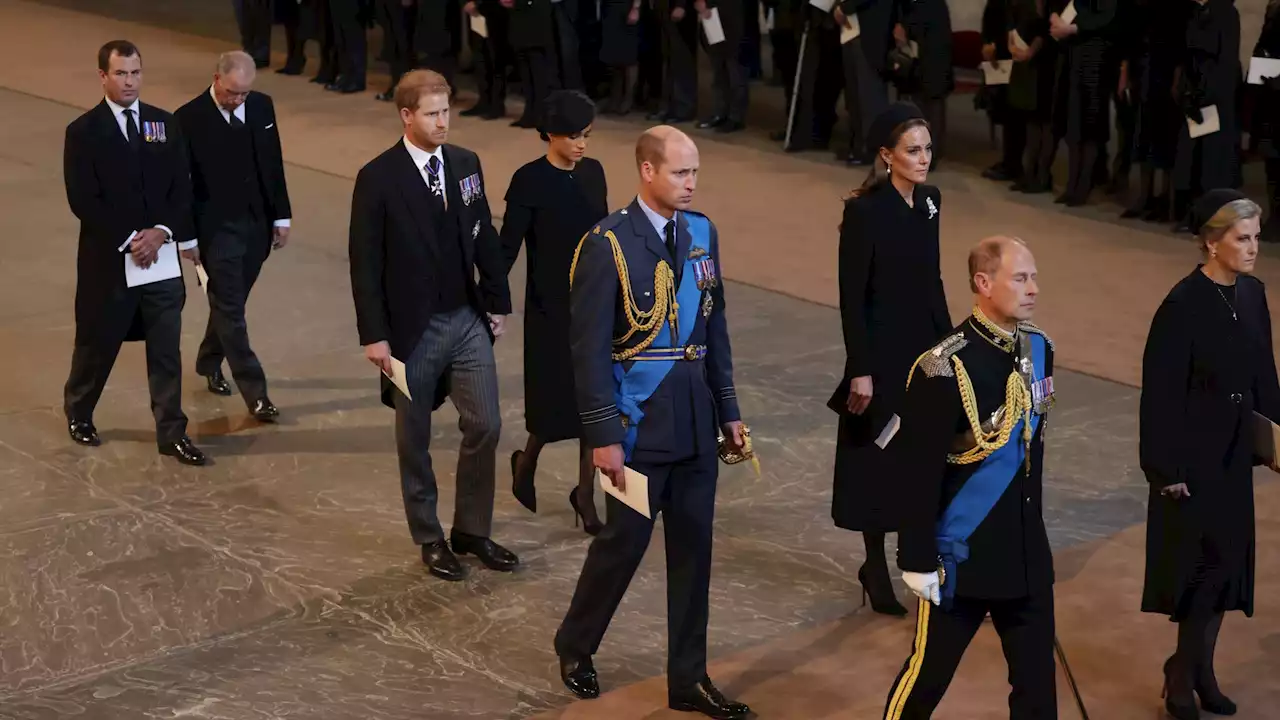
[903,570,941,605]
[130,227,167,268]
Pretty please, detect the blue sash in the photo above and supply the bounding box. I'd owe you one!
[612,214,711,460]
[937,332,1047,610]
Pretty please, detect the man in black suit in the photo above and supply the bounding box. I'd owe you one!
[348,69,518,581]
[233,0,274,67]
[694,0,748,133]
[554,126,751,720]
[504,0,561,128]
[327,0,369,92]
[649,0,699,123]
[175,51,291,422]
[460,0,510,119]
[375,0,417,101]
[63,40,206,465]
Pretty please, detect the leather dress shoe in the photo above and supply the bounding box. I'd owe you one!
[310,74,335,85]
[647,110,670,122]
[450,531,519,571]
[481,107,506,121]
[251,398,280,423]
[459,103,488,117]
[669,677,751,719]
[510,117,537,129]
[374,89,395,102]
[205,369,233,396]
[715,120,745,134]
[276,63,304,76]
[421,539,466,581]
[559,655,600,699]
[697,116,726,129]
[68,420,100,447]
[159,436,207,466]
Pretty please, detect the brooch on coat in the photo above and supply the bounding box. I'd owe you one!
[142,120,167,143]
[459,172,483,206]
[926,196,938,219]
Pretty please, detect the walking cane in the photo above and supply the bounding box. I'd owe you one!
[1054,636,1090,719]
[783,18,811,151]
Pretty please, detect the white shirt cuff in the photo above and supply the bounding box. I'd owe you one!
[273,218,291,228]
[177,240,199,251]
[154,224,174,241]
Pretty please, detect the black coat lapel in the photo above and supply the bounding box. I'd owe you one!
[393,144,440,256]
[442,145,475,261]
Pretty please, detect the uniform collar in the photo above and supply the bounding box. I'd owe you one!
[636,195,678,239]
[969,306,1017,353]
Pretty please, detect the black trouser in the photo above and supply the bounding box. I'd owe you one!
[771,26,798,106]
[660,13,698,119]
[555,450,718,689]
[516,47,558,123]
[280,0,310,71]
[235,0,274,65]
[313,0,340,81]
[884,591,1057,719]
[470,13,510,111]
[195,216,271,405]
[703,8,748,124]
[843,36,889,159]
[330,0,368,86]
[788,21,842,148]
[65,277,188,444]
[1002,112,1029,178]
[376,0,415,89]
[553,4,583,90]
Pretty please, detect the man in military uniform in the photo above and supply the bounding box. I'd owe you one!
[553,126,752,720]
[881,236,1058,719]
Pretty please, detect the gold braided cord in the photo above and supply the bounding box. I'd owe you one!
[568,229,678,362]
[947,357,1033,466]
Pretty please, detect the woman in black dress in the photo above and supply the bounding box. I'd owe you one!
[1171,0,1242,233]
[1140,190,1279,720]
[831,102,952,616]
[1251,0,1280,242]
[1047,0,1117,205]
[1007,0,1060,194]
[1119,0,1187,222]
[599,0,642,115]
[501,91,610,534]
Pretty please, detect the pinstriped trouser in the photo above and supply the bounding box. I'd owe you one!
[393,307,501,545]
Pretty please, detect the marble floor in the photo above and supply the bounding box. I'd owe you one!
[2,1,1280,717]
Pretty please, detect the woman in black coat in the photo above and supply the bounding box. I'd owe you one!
[1047,0,1117,205]
[1008,0,1060,194]
[501,91,609,534]
[1139,190,1278,720]
[599,0,642,115]
[1172,0,1242,233]
[831,102,952,616]
[505,0,560,128]
[1119,0,1188,221]
[1251,0,1280,242]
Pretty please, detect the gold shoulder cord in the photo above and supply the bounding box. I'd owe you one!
[570,229,679,361]
[947,357,1033,467]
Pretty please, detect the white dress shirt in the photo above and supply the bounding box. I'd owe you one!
[636,195,678,245]
[403,136,448,208]
[202,86,292,236]
[104,96,183,248]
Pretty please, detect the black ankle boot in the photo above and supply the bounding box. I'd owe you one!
[858,563,907,616]
[1164,655,1200,720]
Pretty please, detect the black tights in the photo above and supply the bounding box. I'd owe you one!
[517,435,599,525]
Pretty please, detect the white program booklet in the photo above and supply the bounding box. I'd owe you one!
[1248,57,1280,85]
[598,467,651,519]
[124,241,181,288]
[809,0,836,13]
[384,357,412,401]
[1059,0,1077,25]
[470,15,488,38]
[701,8,725,45]
[195,264,210,296]
[840,14,862,44]
[982,61,1012,86]
[874,414,901,450]
[1187,105,1220,139]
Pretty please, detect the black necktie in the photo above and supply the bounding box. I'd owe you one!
[123,108,140,149]
[229,112,245,129]
[664,220,677,262]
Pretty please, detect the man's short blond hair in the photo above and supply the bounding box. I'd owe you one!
[968,236,1028,292]
[394,69,452,112]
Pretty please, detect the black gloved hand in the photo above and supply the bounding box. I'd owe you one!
[1265,74,1280,92]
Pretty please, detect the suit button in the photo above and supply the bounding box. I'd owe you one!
[1026,497,1031,503]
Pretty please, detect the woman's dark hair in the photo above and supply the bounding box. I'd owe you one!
[844,117,931,201]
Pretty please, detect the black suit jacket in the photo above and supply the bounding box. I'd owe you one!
[64,100,192,346]
[349,140,511,408]
[175,89,291,246]
[570,199,740,463]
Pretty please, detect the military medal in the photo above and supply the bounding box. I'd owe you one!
[702,292,713,318]
[692,257,717,290]
[459,173,483,206]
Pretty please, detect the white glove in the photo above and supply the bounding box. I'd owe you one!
[902,571,941,606]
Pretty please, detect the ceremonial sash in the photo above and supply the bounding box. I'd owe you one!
[613,214,711,460]
[936,332,1047,610]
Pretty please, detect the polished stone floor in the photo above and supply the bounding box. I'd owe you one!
[2,0,1280,717]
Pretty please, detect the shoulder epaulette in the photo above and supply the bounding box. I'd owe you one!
[907,332,968,385]
[1017,321,1054,350]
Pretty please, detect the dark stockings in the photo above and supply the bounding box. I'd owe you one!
[512,435,600,527]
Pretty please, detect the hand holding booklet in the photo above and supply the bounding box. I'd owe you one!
[384,357,412,401]
[598,467,651,519]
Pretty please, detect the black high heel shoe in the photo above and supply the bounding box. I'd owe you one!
[569,488,603,537]
[1163,656,1200,720]
[511,450,536,513]
[858,564,908,617]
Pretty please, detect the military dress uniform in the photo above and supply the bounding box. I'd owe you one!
[554,196,743,705]
[882,308,1058,719]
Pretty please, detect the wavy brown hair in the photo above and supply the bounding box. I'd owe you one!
[844,117,932,202]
